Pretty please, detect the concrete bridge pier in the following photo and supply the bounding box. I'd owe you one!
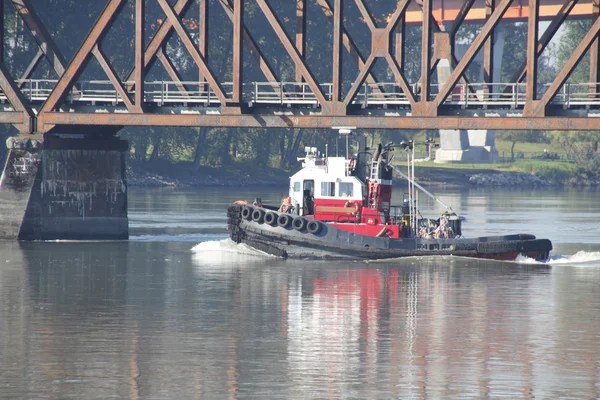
[0,134,128,240]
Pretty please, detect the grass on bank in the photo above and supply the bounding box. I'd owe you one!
[407,159,578,184]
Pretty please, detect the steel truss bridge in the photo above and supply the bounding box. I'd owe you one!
[2,0,600,134]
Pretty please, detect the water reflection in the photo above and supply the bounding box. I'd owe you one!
[2,182,600,399]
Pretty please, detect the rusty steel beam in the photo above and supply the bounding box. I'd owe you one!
[296,0,306,83]
[344,54,375,106]
[199,0,207,85]
[232,0,243,103]
[0,63,34,132]
[218,0,279,85]
[126,0,192,85]
[38,112,600,132]
[156,0,227,104]
[0,112,26,124]
[449,0,478,40]
[156,48,190,97]
[135,0,144,108]
[539,15,600,107]
[590,0,600,92]
[354,0,375,32]
[526,0,539,103]
[385,53,416,106]
[10,0,68,77]
[18,48,43,85]
[39,0,126,114]
[483,0,495,95]
[332,0,342,102]
[433,0,513,108]
[316,0,380,92]
[255,0,327,106]
[92,45,138,112]
[512,0,578,85]
[426,0,476,94]
[421,0,432,103]
[343,0,413,107]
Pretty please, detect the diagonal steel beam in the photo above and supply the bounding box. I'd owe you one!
[448,0,477,40]
[40,0,126,114]
[92,45,139,112]
[423,0,476,93]
[511,0,578,85]
[126,0,192,85]
[539,16,600,107]
[354,0,376,32]
[156,0,227,104]
[156,48,190,97]
[433,0,513,107]
[255,0,327,105]
[0,63,34,132]
[18,48,43,86]
[10,0,68,77]
[316,0,379,91]
[344,54,375,106]
[344,0,412,107]
[385,53,415,106]
[386,0,410,32]
[218,0,279,84]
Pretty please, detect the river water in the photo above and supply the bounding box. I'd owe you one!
[1,187,600,399]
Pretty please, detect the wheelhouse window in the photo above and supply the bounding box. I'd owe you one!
[339,182,354,197]
[320,182,335,197]
[293,182,301,193]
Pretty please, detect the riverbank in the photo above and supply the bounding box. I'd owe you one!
[127,161,289,187]
[127,160,577,188]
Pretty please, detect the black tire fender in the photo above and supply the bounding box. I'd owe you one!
[306,220,323,234]
[251,208,265,223]
[277,214,292,228]
[264,211,278,226]
[241,205,253,220]
[292,217,307,231]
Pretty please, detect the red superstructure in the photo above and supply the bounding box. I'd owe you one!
[288,144,413,239]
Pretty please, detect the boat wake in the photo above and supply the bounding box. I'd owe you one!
[191,239,273,260]
[516,251,600,267]
[131,233,228,242]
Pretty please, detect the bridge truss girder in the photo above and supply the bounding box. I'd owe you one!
[0,0,600,133]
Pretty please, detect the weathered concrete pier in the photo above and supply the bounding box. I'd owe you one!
[0,135,128,240]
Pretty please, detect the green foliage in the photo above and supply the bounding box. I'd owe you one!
[504,160,577,183]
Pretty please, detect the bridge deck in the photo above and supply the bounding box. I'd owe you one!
[7,80,600,111]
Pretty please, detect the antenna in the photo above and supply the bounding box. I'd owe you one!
[333,126,356,160]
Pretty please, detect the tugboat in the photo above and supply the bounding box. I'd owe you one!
[227,133,552,261]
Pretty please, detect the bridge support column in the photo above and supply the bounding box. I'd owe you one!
[0,134,128,240]
[435,129,498,164]
[434,25,504,163]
